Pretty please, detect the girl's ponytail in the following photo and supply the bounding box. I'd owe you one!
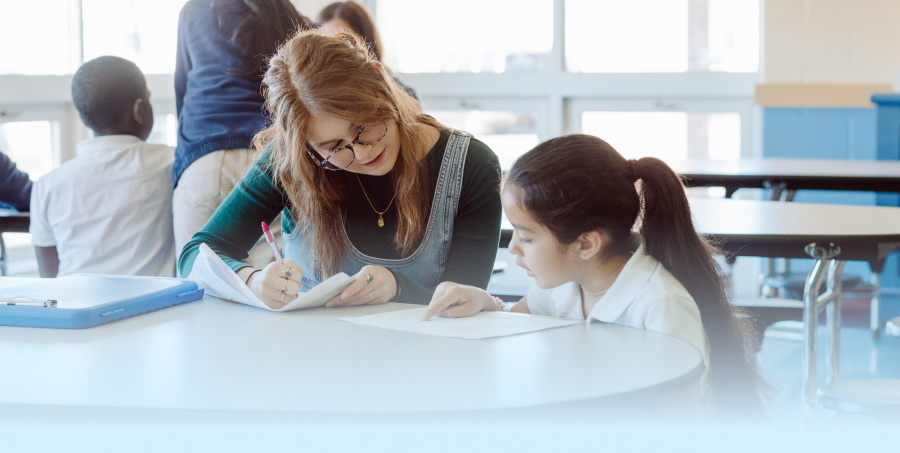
[508,135,768,418]
[635,157,767,417]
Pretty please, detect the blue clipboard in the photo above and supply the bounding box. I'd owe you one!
[0,275,204,329]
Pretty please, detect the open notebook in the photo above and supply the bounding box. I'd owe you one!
[187,243,353,312]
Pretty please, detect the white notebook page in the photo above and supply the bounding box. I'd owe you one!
[340,307,580,339]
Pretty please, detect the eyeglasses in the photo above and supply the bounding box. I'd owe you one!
[306,122,389,171]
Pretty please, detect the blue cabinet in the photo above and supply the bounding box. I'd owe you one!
[761,105,899,289]
[872,93,900,207]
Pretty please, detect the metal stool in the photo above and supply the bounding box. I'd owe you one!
[815,301,900,419]
[762,270,882,338]
[818,380,900,417]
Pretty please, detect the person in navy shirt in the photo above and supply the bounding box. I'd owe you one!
[172,0,313,271]
[0,150,32,212]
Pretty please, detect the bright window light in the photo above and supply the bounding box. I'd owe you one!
[707,113,741,160]
[581,111,740,161]
[0,121,56,180]
[427,110,539,170]
[565,0,758,73]
[82,0,187,74]
[375,0,554,73]
[146,114,178,147]
[0,0,74,75]
[582,112,688,159]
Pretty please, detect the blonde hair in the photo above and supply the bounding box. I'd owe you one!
[254,29,442,275]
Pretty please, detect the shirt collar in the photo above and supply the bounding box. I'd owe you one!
[550,282,581,319]
[586,239,658,323]
[76,135,144,157]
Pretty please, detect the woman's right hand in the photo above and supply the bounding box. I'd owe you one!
[422,282,496,321]
[243,259,303,309]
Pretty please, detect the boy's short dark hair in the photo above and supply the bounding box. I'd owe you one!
[71,56,148,132]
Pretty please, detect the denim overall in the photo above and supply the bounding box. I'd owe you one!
[283,132,471,291]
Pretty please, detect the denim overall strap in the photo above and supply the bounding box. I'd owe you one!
[282,132,471,291]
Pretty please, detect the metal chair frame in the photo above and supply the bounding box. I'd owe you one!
[799,243,845,423]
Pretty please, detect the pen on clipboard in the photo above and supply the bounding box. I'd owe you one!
[0,297,57,307]
[261,222,283,264]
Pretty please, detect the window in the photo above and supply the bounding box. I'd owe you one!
[82,0,188,74]
[146,113,178,147]
[0,0,187,76]
[0,0,77,75]
[0,121,58,180]
[569,97,754,159]
[565,0,759,73]
[428,110,540,170]
[374,0,554,73]
[580,112,741,161]
[1,119,59,276]
[0,0,762,285]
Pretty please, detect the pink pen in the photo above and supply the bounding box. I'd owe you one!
[261,222,284,264]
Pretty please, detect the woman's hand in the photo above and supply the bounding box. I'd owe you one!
[422,282,496,321]
[325,265,398,308]
[242,260,303,309]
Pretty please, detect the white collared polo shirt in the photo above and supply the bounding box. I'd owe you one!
[525,241,709,366]
[29,135,176,277]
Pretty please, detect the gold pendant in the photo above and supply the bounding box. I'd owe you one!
[377,215,385,227]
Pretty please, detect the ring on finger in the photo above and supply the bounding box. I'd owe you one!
[368,292,373,302]
[282,268,293,278]
[363,272,373,283]
[280,281,288,294]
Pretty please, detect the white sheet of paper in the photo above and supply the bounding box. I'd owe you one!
[187,243,353,312]
[340,307,581,339]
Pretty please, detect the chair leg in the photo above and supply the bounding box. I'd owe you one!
[825,260,845,387]
[803,259,829,423]
[0,234,7,277]
[870,273,881,340]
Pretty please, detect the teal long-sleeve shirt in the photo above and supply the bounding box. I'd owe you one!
[178,130,503,305]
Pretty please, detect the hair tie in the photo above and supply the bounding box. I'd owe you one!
[629,159,641,182]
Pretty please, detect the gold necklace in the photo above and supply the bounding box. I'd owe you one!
[581,285,609,297]
[356,174,396,228]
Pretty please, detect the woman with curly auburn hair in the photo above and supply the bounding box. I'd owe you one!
[178,29,502,309]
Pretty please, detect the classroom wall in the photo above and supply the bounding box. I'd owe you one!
[760,0,900,290]
[764,0,900,84]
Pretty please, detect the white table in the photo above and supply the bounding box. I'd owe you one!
[689,199,900,421]
[666,157,900,197]
[669,157,900,336]
[494,199,900,422]
[0,277,703,438]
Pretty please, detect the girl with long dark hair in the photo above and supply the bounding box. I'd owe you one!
[423,134,767,417]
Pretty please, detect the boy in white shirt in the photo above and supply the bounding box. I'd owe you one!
[30,56,176,278]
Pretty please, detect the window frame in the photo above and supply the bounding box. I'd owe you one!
[567,97,758,158]
[0,0,762,278]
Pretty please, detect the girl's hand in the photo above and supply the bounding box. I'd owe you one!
[325,265,398,308]
[422,282,496,321]
[244,260,303,309]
